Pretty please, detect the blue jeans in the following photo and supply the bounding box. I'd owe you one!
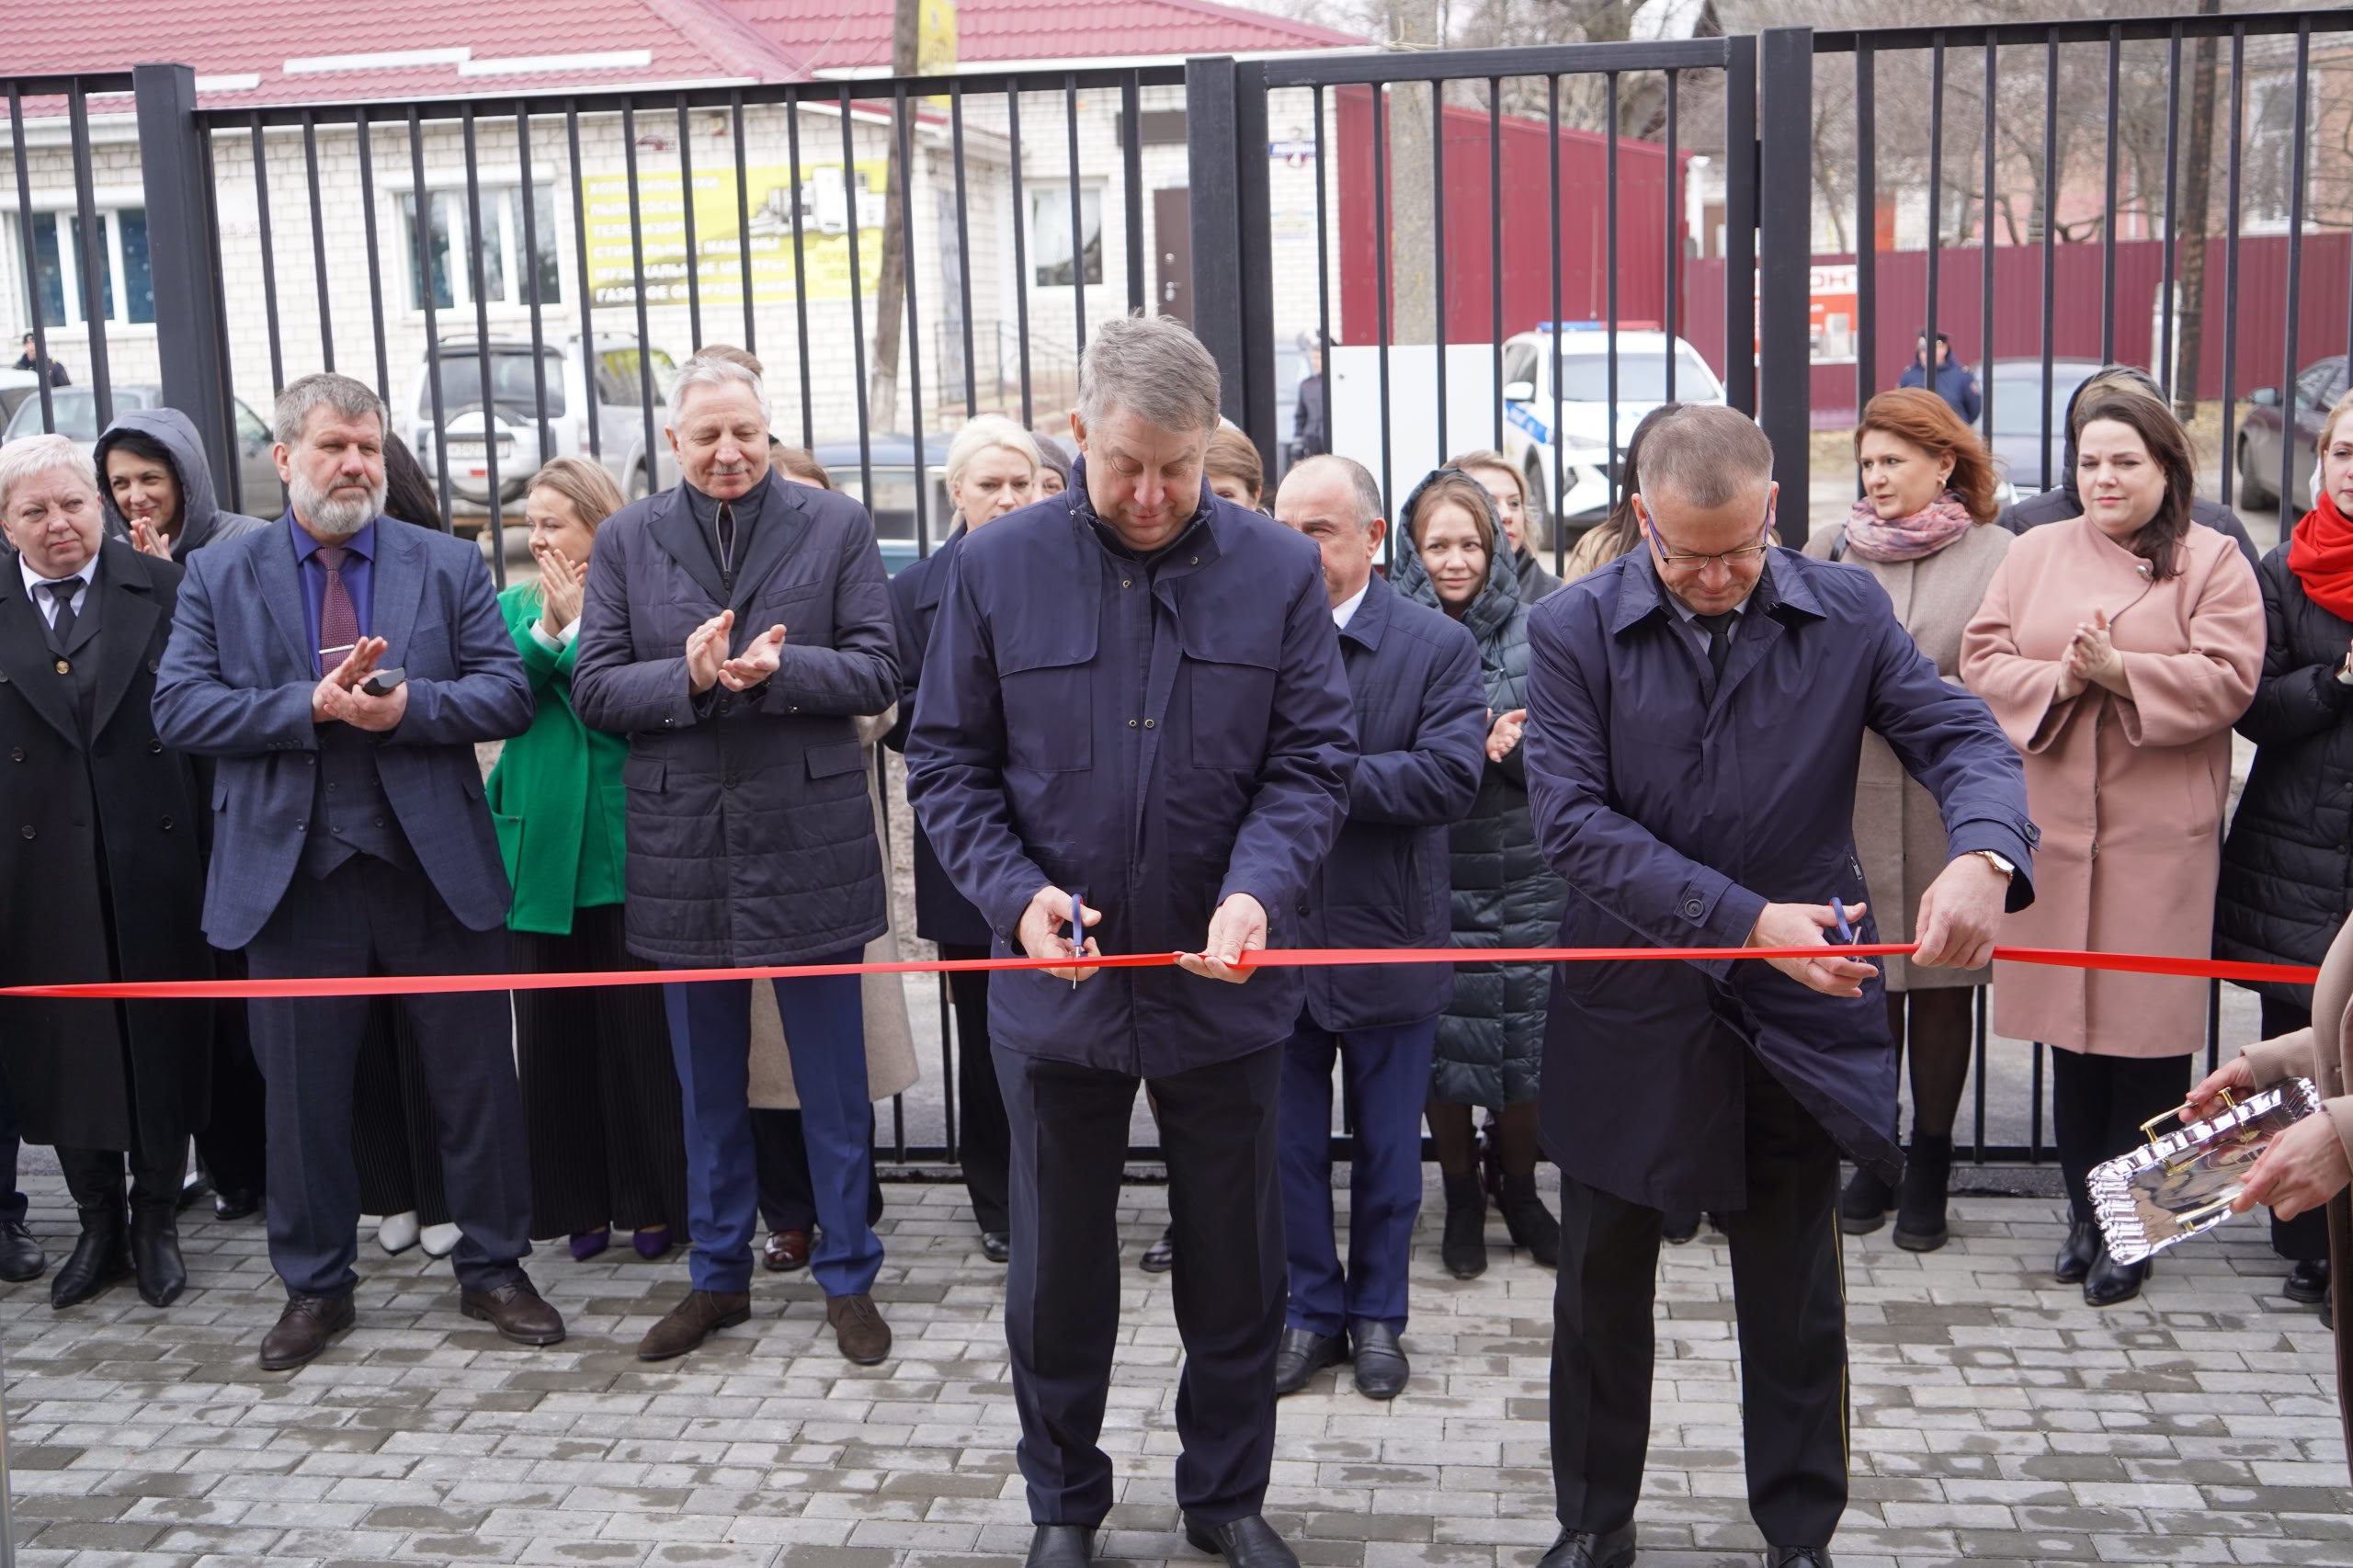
[663,957,881,1297]
[1278,1015,1437,1335]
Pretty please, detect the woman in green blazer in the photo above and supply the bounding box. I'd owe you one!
[491,457,688,1262]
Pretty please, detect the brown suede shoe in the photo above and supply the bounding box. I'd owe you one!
[826,1291,892,1364]
[636,1290,751,1361]
[259,1292,356,1370]
[460,1279,566,1346]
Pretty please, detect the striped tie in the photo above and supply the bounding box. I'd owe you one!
[317,545,360,675]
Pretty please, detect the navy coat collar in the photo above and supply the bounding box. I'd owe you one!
[1338,567,1397,653]
[1606,544,1825,638]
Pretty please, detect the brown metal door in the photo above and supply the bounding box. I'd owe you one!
[1154,187,1192,327]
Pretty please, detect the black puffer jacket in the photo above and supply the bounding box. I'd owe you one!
[1393,475,1567,1107]
[2216,539,2351,1006]
[1995,363,2261,572]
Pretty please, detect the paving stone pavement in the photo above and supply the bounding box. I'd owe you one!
[1,1159,2346,1568]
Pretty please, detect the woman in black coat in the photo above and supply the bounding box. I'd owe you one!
[0,437,211,1310]
[2215,389,2353,1312]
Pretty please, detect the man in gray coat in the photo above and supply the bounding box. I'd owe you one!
[573,353,899,1366]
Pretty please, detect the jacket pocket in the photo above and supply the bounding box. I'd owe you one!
[1000,658,1093,772]
[1178,617,1279,772]
[622,755,667,793]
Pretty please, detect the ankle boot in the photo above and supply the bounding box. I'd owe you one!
[1440,1173,1488,1279]
[51,1201,131,1310]
[1837,1163,1894,1236]
[1892,1134,1952,1254]
[130,1205,187,1308]
[1499,1174,1561,1268]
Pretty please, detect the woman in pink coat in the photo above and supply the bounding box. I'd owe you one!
[1961,392,2262,1307]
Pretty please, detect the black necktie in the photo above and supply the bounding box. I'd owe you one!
[716,502,737,574]
[1694,610,1736,680]
[40,578,79,648]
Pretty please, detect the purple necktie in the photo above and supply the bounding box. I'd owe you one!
[316,544,360,675]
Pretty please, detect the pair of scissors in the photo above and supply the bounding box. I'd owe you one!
[1066,891,1086,989]
[1830,897,1857,945]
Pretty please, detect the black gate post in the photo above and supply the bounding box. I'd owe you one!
[1721,33,1758,417]
[135,63,234,487]
[1756,27,1813,540]
[1185,56,1278,461]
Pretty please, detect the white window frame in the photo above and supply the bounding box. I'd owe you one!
[10,205,155,333]
[399,184,562,317]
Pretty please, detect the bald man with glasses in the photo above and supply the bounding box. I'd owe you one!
[1517,404,2038,1568]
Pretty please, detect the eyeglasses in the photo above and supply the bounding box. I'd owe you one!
[1643,508,1773,572]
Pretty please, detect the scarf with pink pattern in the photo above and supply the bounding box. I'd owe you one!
[1839,490,1976,563]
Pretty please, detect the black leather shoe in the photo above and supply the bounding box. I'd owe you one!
[1024,1523,1094,1566]
[1350,1320,1409,1400]
[1141,1224,1176,1273]
[1183,1513,1299,1568]
[259,1292,355,1369]
[981,1230,1010,1264]
[1272,1325,1347,1395]
[2053,1220,2101,1284]
[2085,1249,2148,1307]
[129,1205,186,1308]
[1440,1174,1487,1278]
[1534,1524,1635,1568]
[1837,1163,1893,1235]
[1660,1210,1701,1244]
[1768,1548,1834,1568]
[2286,1257,2331,1305]
[212,1187,261,1222]
[51,1204,131,1310]
[0,1220,45,1283]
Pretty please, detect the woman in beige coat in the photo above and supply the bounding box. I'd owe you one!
[1961,393,2263,1307]
[1807,389,2012,1253]
[2187,917,2353,1438]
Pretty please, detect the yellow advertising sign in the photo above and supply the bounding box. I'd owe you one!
[918,0,958,74]
[581,160,891,307]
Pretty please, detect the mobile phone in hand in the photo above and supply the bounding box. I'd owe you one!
[359,666,406,699]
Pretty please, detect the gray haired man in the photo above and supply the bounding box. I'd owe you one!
[907,315,1356,1568]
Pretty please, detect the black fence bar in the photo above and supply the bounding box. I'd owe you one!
[1814,11,2351,51]
[565,104,601,463]
[895,82,930,561]
[1064,77,1086,355]
[460,105,506,586]
[1923,37,1942,395]
[1854,44,1875,423]
[61,85,111,430]
[1978,39,1995,443]
[1546,72,1564,570]
[6,84,57,437]
[1373,84,1392,529]
[1121,76,1145,317]
[785,97,813,449]
[301,114,334,373]
[247,113,281,404]
[676,96,702,354]
[409,107,456,531]
[136,62,234,495]
[1008,89,1033,429]
[2099,28,2120,365]
[1313,80,1334,483]
[620,104,660,494]
[1431,77,1448,462]
[838,84,874,506]
[1756,28,1813,528]
[1489,81,1504,452]
[1721,34,1756,418]
[1605,73,1619,492]
[1262,39,1730,87]
[1662,70,1678,405]
[200,129,240,513]
[730,93,756,357]
[2037,35,2057,494]
[517,109,554,465]
[951,85,978,416]
[355,114,391,403]
[2277,20,2311,516]
[2219,28,2243,512]
[2157,26,2180,400]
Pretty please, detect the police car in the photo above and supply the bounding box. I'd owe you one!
[1499,322,1727,538]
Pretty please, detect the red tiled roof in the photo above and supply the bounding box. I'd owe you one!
[721,0,1367,73]
[6,0,812,113]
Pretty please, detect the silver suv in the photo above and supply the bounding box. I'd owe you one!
[405,332,679,523]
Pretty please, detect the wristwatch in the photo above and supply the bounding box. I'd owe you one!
[1971,849,2016,881]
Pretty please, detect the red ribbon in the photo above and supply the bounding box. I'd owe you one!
[0,944,2315,1001]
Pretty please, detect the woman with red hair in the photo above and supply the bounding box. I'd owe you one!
[1805,387,2010,1252]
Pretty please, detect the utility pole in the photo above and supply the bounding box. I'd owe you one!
[867,0,921,432]
[1386,0,1441,345]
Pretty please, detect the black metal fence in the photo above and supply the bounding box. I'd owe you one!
[4,13,2347,1168]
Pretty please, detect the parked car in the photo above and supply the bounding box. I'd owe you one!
[811,433,952,576]
[2240,355,2347,516]
[405,332,679,531]
[1984,357,2102,496]
[1,382,286,516]
[0,369,45,429]
[1502,323,1717,541]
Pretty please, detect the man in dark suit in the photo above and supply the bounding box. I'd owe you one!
[153,372,553,1370]
[572,353,899,1367]
[907,316,1357,1568]
[1267,454,1484,1402]
[1520,404,2036,1568]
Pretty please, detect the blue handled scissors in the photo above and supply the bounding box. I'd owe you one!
[1830,897,1856,945]
[1066,891,1086,988]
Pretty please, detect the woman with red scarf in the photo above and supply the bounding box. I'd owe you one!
[1806,389,2011,1254]
[2216,389,2353,1323]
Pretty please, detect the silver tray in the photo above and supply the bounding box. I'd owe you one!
[2089,1078,2324,1266]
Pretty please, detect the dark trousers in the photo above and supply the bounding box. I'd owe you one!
[2258,997,2332,1263]
[351,998,453,1226]
[193,951,268,1200]
[997,1043,1286,1528]
[0,1061,25,1225]
[1279,1014,1436,1335]
[662,958,881,1298]
[244,857,534,1298]
[2051,1048,2192,1228]
[57,1138,187,1213]
[944,948,1010,1233]
[1552,1051,1847,1550]
[514,906,688,1238]
[753,1105,883,1233]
